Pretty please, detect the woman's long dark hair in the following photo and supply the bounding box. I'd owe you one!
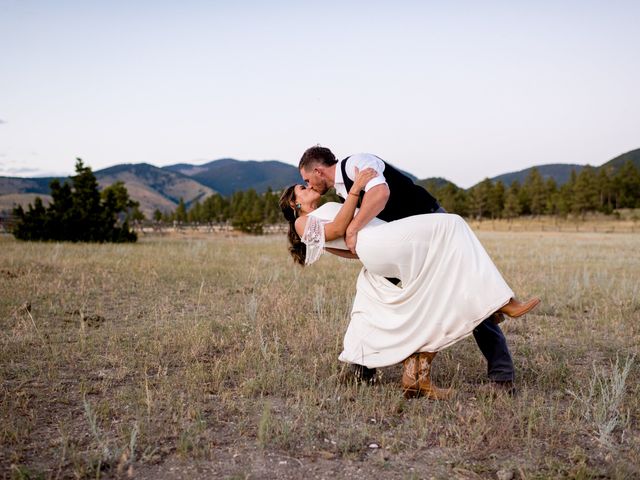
[279,185,306,266]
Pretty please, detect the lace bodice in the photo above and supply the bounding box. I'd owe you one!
[301,202,386,265]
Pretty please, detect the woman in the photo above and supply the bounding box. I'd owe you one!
[279,168,539,399]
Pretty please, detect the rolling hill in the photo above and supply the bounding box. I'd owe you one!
[0,176,62,195]
[0,176,62,214]
[482,148,640,188]
[488,164,586,187]
[163,158,300,196]
[599,148,640,172]
[95,163,217,216]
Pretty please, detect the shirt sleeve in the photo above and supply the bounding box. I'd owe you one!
[301,215,326,265]
[344,153,388,192]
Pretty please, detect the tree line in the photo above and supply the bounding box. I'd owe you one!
[162,161,640,228]
[420,161,640,219]
[12,159,640,242]
[154,188,286,234]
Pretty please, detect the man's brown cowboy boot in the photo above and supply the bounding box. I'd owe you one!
[401,352,454,400]
[498,297,541,318]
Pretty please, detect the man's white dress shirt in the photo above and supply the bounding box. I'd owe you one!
[334,153,388,198]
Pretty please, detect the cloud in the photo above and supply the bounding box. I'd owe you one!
[0,166,70,177]
[0,119,6,124]
[0,158,67,176]
[0,166,43,175]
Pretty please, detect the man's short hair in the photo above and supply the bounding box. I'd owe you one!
[299,146,338,171]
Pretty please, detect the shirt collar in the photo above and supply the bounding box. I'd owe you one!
[334,160,344,187]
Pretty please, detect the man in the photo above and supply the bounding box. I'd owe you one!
[298,145,516,393]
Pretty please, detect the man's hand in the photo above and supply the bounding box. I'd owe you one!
[345,227,358,254]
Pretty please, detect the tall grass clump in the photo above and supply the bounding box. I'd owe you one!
[568,355,635,448]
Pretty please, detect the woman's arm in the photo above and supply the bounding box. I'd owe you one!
[295,167,378,241]
[323,167,377,240]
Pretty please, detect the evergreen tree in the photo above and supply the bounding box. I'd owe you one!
[70,158,104,241]
[263,187,281,224]
[517,179,531,215]
[13,198,48,240]
[488,181,505,218]
[468,178,493,219]
[544,178,558,214]
[174,197,188,222]
[596,168,613,213]
[555,170,577,216]
[188,200,203,223]
[201,194,229,223]
[572,166,599,216]
[47,179,73,240]
[524,168,546,216]
[230,189,264,233]
[437,183,469,216]
[613,161,640,209]
[12,158,137,242]
[101,181,143,222]
[503,181,522,219]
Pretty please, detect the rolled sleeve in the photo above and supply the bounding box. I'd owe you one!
[345,153,388,192]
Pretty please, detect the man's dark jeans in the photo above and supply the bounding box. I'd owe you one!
[472,318,515,382]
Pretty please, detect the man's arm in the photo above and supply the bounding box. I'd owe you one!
[325,247,359,259]
[345,183,390,253]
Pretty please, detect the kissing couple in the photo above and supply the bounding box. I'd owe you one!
[279,146,540,398]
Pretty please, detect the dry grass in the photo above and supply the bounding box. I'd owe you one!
[1,230,639,479]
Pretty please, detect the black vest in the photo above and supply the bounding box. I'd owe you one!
[339,156,440,222]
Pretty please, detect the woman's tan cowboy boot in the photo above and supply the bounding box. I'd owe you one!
[498,297,541,318]
[401,352,454,400]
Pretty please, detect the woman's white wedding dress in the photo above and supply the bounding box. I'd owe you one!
[303,202,513,368]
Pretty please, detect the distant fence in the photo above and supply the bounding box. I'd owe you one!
[2,215,637,237]
[0,214,17,234]
[467,219,639,233]
[134,221,288,235]
[140,219,639,235]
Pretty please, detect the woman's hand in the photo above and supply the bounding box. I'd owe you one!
[351,167,378,193]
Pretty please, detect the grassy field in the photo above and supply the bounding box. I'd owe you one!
[1,230,639,479]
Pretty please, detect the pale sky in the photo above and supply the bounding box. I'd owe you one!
[1,0,639,188]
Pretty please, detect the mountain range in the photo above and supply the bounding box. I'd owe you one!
[1,148,638,217]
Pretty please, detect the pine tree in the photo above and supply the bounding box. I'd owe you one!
[544,178,558,214]
[488,181,505,218]
[174,197,188,222]
[524,168,546,216]
[13,198,47,240]
[517,180,531,215]
[556,170,577,216]
[101,181,142,222]
[613,161,640,209]
[230,189,264,233]
[572,167,599,216]
[188,200,203,223]
[12,158,137,242]
[263,188,281,224]
[47,179,73,240]
[503,181,522,219]
[70,158,103,241]
[469,178,493,219]
[596,168,613,213]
